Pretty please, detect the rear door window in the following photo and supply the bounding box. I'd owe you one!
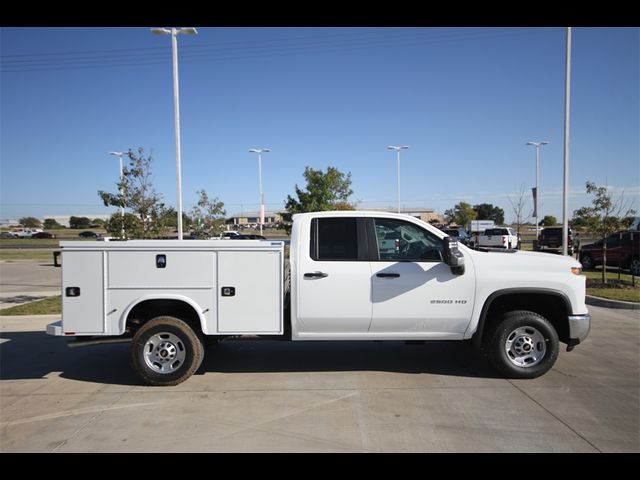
[311,217,359,261]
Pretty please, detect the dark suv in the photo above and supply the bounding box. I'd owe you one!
[579,231,640,275]
[537,227,574,255]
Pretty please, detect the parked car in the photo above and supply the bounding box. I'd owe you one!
[537,227,574,255]
[0,231,17,238]
[78,231,101,238]
[31,231,56,239]
[242,234,267,240]
[473,227,520,250]
[579,231,640,275]
[441,227,472,246]
[10,228,42,238]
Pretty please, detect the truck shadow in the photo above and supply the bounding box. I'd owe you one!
[0,332,501,386]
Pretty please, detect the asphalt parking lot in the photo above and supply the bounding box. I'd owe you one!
[0,306,638,452]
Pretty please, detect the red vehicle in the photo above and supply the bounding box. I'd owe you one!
[31,231,56,239]
[579,231,640,275]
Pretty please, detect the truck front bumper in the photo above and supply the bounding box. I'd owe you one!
[566,313,591,350]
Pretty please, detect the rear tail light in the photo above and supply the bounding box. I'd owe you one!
[395,239,400,251]
[502,237,506,244]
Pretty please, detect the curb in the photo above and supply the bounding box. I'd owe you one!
[586,295,640,310]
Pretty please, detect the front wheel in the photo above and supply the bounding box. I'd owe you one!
[630,258,640,276]
[486,310,559,379]
[580,253,594,270]
[131,316,204,386]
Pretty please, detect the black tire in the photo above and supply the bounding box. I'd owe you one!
[630,257,640,276]
[131,316,204,386]
[580,253,594,270]
[486,310,559,379]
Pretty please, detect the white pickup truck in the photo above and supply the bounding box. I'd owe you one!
[10,228,43,238]
[473,227,520,250]
[47,211,590,386]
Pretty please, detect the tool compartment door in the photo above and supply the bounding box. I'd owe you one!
[62,250,105,334]
[217,250,282,334]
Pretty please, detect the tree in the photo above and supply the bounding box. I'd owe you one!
[508,185,531,238]
[43,218,63,229]
[444,202,477,227]
[98,148,167,239]
[540,215,558,227]
[69,216,92,229]
[161,208,191,230]
[19,217,42,228]
[473,203,505,225]
[189,190,226,238]
[571,181,636,283]
[92,218,106,227]
[283,166,354,230]
[104,212,141,237]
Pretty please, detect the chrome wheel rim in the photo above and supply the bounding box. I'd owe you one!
[505,326,546,368]
[581,255,592,269]
[144,332,186,374]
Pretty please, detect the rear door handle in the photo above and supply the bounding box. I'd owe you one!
[304,271,329,278]
[376,273,400,278]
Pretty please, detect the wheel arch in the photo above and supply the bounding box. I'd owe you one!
[472,288,571,348]
[120,295,207,336]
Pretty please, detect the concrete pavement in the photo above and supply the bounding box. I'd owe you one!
[1,305,638,452]
[0,261,60,309]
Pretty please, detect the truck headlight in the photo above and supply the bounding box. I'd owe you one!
[571,267,582,275]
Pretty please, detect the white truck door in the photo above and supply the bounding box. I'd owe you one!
[369,217,475,335]
[296,217,372,333]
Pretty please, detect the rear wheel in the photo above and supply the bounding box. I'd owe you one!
[131,316,204,386]
[486,310,559,379]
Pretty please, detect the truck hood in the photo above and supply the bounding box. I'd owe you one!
[466,247,582,273]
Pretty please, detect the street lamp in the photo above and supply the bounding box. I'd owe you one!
[387,145,409,213]
[249,148,270,236]
[526,140,549,239]
[109,151,127,238]
[151,27,198,240]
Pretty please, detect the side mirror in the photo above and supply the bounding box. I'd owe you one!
[443,237,465,275]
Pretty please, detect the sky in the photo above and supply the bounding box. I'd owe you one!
[1,27,638,224]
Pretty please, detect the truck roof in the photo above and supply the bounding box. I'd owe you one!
[292,211,448,239]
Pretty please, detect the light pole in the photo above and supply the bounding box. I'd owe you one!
[151,27,198,240]
[387,145,409,213]
[562,27,572,256]
[526,141,549,239]
[109,151,127,238]
[249,148,270,235]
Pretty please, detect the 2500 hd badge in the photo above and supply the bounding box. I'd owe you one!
[430,299,468,304]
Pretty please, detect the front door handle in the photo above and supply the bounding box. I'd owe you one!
[304,271,329,278]
[376,273,400,278]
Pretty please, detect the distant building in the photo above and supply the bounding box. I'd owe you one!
[230,211,283,226]
[0,219,20,228]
